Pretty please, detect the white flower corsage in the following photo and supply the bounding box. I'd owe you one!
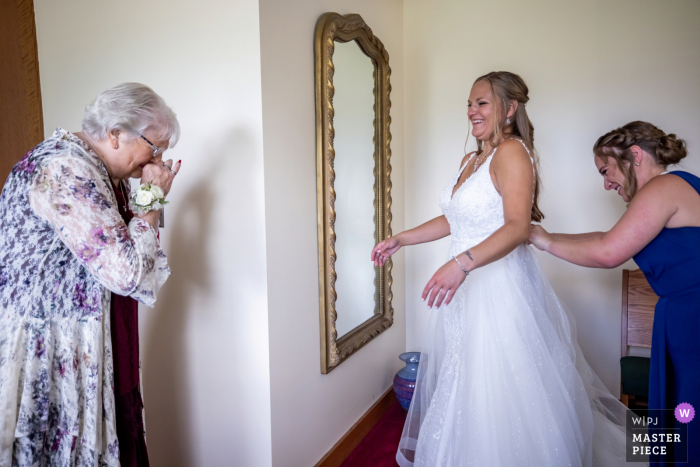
[129,182,168,215]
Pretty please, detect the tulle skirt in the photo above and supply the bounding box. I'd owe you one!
[397,244,644,467]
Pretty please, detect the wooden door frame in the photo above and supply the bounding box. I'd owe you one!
[0,0,43,190]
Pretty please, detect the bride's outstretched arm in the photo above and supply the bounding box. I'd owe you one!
[423,139,534,308]
[371,215,450,266]
[372,152,475,267]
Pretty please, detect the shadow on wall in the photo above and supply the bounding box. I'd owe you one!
[141,127,260,467]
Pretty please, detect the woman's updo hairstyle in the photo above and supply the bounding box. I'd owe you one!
[593,121,687,198]
[82,83,180,147]
[472,71,543,222]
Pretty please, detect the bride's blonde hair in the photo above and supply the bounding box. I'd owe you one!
[470,71,544,222]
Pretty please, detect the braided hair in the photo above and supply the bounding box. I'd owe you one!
[593,121,687,199]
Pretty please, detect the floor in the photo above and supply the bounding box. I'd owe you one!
[340,400,407,467]
[340,396,644,466]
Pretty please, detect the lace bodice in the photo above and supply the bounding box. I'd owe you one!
[440,151,503,253]
[439,140,533,254]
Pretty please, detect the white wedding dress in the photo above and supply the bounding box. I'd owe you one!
[397,141,643,467]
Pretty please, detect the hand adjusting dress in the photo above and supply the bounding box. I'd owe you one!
[0,129,170,467]
[397,140,642,467]
[633,171,700,467]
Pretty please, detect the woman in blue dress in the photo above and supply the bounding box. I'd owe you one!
[529,121,700,466]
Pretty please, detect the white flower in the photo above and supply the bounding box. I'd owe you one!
[136,190,155,206]
[150,185,165,199]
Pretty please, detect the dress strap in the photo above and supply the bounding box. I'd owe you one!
[668,171,700,196]
[507,137,535,163]
[459,152,477,172]
[506,137,536,202]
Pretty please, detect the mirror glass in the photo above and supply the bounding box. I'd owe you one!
[332,40,377,338]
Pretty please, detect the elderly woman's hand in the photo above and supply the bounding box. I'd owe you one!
[137,159,180,231]
[140,159,180,197]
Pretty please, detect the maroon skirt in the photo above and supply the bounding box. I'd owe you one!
[111,181,150,467]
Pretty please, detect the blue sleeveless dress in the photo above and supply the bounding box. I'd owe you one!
[633,171,700,466]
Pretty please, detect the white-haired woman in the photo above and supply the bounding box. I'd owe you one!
[0,83,180,466]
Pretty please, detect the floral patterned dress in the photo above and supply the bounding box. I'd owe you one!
[0,129,170,467]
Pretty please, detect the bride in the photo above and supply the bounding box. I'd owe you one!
[371,71,640,466]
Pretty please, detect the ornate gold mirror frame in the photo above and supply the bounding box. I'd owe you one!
[315,13,393,374]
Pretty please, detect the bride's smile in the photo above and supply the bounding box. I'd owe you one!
[467,79,497,142]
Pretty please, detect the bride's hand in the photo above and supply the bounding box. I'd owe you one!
[529,224,552,251]
[371,236,402,266]
[422,260,467,309]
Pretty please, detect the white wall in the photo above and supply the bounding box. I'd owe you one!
[403,0,700,395]
[258,1,405,465]
[35,1,272,466]
[35,1,404,465]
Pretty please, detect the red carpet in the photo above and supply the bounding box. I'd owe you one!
[341,401,407,467]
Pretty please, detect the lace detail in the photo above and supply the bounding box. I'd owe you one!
[439,149,504,252]
[441,139,535,252]
[29,146,169,305]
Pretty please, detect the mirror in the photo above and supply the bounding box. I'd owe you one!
[315,13,393,374]
[332,41,376,338]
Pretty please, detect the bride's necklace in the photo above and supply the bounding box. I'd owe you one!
[473,147,494,173]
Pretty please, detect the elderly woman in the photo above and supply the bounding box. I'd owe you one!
[530,121,699,466]
[0,83,180,466]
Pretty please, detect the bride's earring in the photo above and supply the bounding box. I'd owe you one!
[506,118,511,125]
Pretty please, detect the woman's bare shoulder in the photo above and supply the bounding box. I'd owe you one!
[496,139,530,156]
[639,172,693,194]
[634,172,700,214]
[491,139,531,170]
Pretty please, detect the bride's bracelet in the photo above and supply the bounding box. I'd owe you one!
[129,182,169,215]
[452,255,469,276]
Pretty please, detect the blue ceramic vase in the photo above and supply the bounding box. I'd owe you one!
[393,352,420,411]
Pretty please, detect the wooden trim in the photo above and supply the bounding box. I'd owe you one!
[0,0,44,190]
[315,387,398,467]
[621,393,629,407]
[626,270,657,348]
[620,269,629,404]
[18,0,44,145]
[621,269,630,359]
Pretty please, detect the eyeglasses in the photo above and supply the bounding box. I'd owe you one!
[139,134,165,157]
